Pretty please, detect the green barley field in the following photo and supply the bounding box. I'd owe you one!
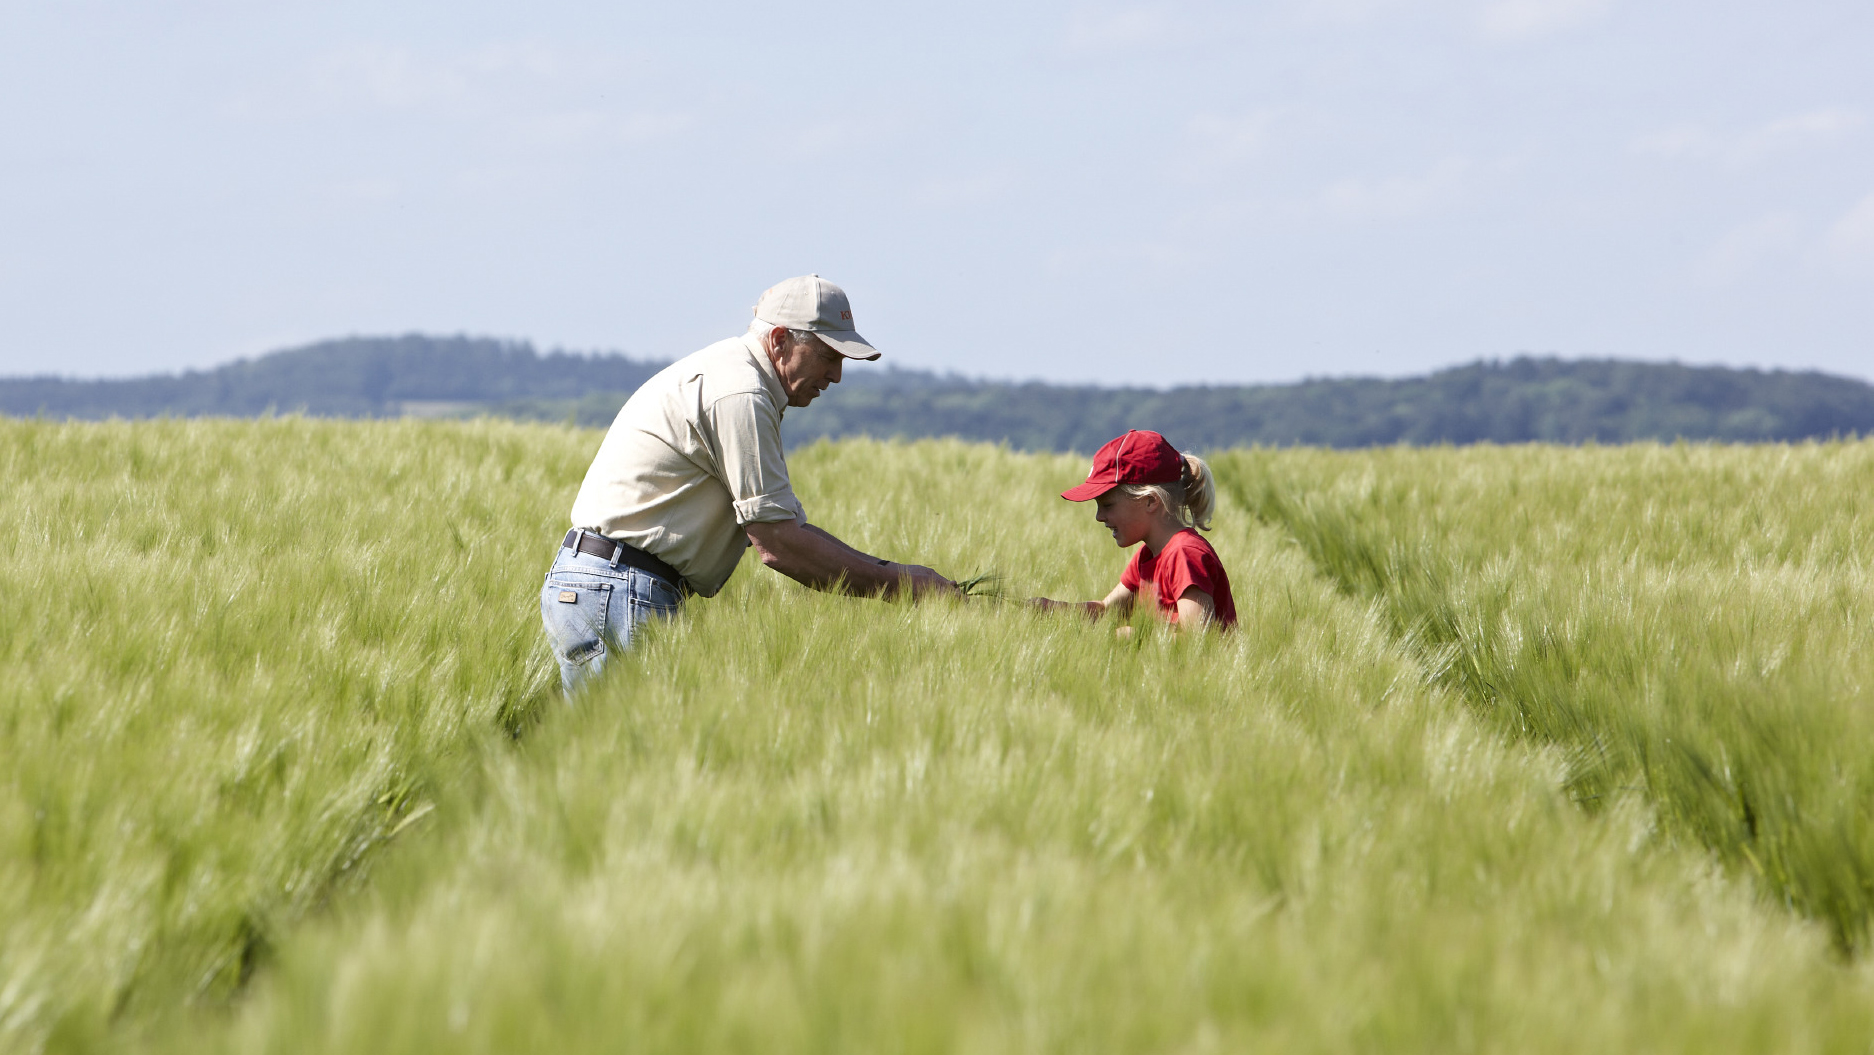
[4,418,1874,1054]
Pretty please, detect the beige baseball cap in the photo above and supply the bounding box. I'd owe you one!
[751,274,881,360]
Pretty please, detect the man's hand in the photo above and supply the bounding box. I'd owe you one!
[886,563,959,600]
[745,519,958,599]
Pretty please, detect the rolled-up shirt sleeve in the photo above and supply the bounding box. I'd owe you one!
[704,391,802,525]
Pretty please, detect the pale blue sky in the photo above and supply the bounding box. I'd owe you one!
[2,0,1870,384]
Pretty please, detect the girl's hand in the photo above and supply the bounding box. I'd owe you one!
[1028,598,1105,619]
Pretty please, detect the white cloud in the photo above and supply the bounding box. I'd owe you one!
[1044,238,1199,275]
[1764,108,1865,139]
[1288,0,1615,43]
[531,110,691,148]
[1826,193,1874,266]
[1634,108,1864,165]
[614,112,692,144]
[1630,125,1712,159]
[1476,0,1613,40]
[1289,0,1410,26]
[1318,157,1473,221]
[1748,109,1866,158]
[1065,5,1175,53]
[1288,0,1612,41]
[1181,110,1284,171]
[293,42,689,153]
[326,178,400,204]
[1695,212,1801,286]
[1686,196,1874,285]
[911,174,1014,208]
[313,44,468,108]
[309,41,581,111]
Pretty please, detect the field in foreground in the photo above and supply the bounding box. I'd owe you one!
[3,420,1873,1053]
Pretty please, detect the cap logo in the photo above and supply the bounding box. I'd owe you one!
[1112,432,1134,486]
[840,310,852,320]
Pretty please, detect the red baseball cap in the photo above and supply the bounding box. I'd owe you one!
[1061,430,1183,501]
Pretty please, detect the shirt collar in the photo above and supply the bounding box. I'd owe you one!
[740,328,789,416]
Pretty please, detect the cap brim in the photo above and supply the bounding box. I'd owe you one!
[1060,481,1115,502]
[817,330,881,361]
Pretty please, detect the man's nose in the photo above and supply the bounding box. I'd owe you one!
[829,359,843,384]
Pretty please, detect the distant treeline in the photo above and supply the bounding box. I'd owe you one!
[784,357,1874,451]
[0,335,662,420]
[5,335,1871,451]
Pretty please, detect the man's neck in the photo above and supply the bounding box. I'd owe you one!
[744,329,789,415]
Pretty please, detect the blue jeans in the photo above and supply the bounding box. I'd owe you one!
[540,546,685,695]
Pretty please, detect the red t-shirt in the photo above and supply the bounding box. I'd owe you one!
[1120,529,1238,628]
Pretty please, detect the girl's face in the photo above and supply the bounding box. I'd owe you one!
[1092,489,1157,548]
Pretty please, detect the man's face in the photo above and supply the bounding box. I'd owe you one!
[769,329,845,408]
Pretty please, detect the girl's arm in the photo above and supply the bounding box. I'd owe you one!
[1030,583,1136,620]
[1173,587,1216,631]
[1099,582,1136,618]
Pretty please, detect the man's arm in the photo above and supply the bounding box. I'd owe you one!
[745,519,957,599]
[801,522,882,564]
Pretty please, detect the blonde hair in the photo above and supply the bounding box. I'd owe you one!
[1120,453,1216,531]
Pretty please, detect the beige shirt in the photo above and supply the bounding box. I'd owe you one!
[568,328,804,597]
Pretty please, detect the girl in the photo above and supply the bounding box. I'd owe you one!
[1032,429,1237,631]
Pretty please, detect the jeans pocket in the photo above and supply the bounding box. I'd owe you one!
[542,577,614,667]
[634,574,684,619]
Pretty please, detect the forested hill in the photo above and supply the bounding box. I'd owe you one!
[787,356,1874,451]
[4,335,1871,450]
[0,335,664,420]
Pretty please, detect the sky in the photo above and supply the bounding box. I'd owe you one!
[2,1,1870,386]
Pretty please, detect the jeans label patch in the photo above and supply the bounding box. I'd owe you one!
[558,590,578,603]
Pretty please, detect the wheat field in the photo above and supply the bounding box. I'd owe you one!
[1219,442,1874,953]
[3,420,1872,1053]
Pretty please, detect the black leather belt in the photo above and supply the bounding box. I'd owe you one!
[562,528,686,590]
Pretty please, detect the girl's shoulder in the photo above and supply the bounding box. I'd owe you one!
[1165,528,1223,562]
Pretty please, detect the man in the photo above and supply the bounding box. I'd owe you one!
[540,275,957,693]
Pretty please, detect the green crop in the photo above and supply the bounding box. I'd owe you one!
[953,571,1005,598]
[1219,441,1874,953]
[2,421,1872,1054]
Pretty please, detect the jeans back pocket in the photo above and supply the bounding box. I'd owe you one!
[542,578,614,666]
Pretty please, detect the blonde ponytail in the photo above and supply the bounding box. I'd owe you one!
[1120,450,1218,531]
[1181,453,1215,531]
